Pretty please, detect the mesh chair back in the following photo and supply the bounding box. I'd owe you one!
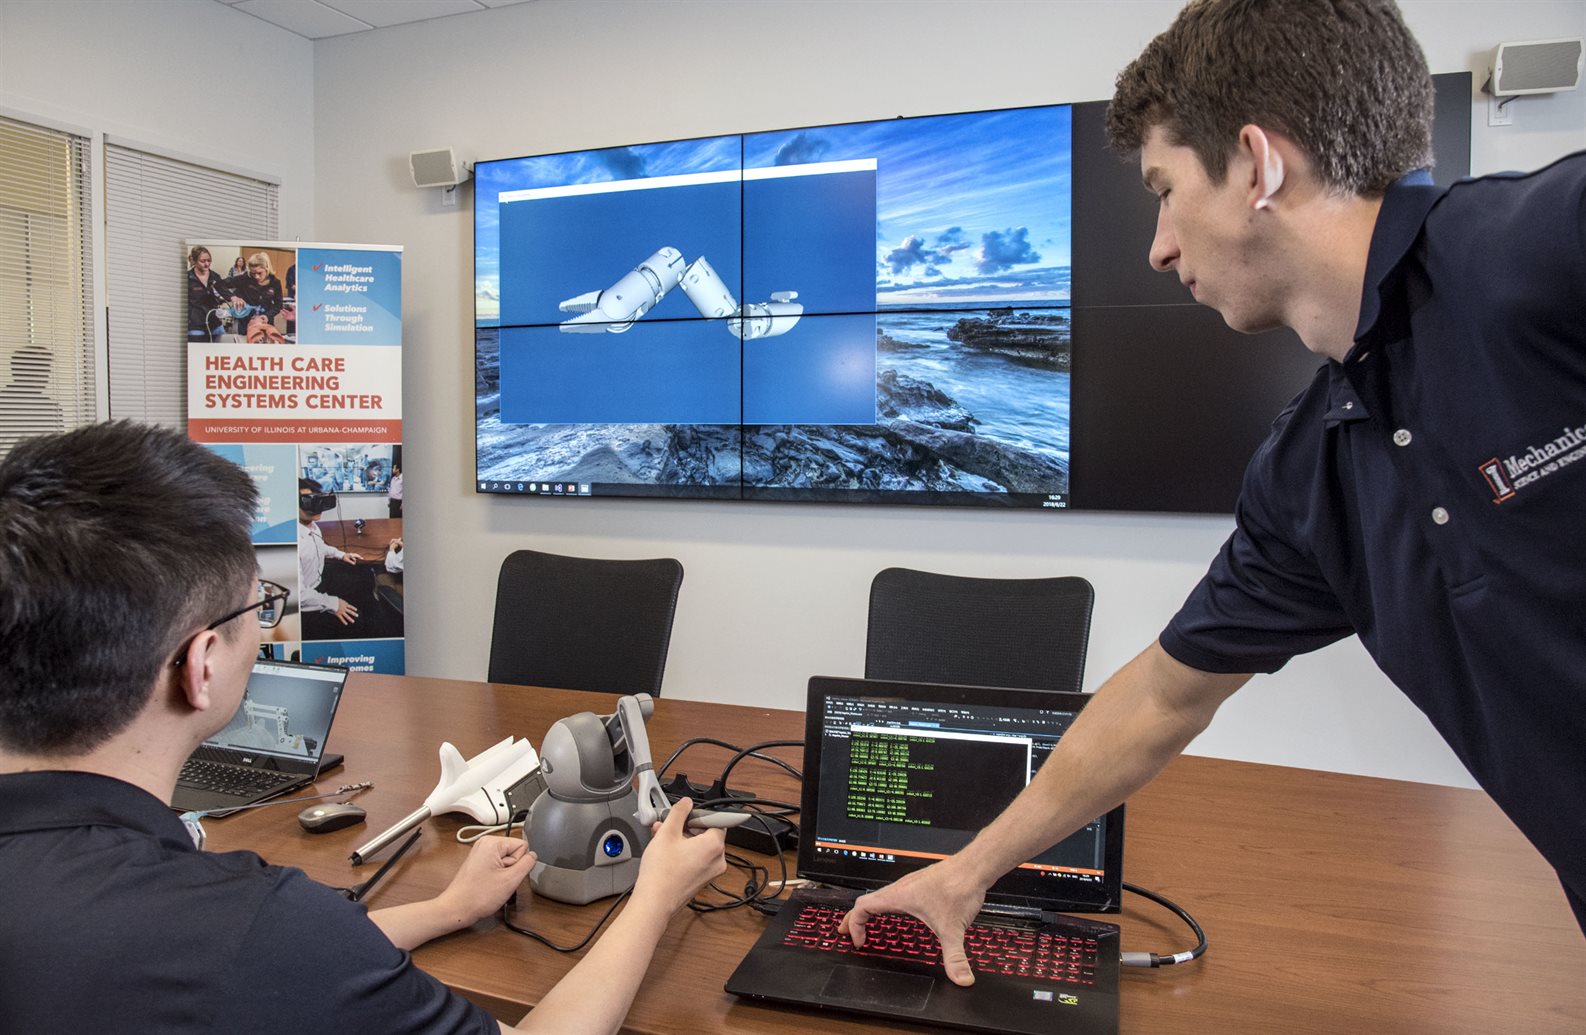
[488,550,684,696]
[864,567,1094,694]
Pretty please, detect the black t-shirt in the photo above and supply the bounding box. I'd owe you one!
[0,771,496,1034]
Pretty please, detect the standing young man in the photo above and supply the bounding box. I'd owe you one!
[844,0,1586,983]
[0,421,727,1033]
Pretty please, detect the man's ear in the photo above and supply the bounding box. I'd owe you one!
[1239,124,1286,211]
[175,630,221,713]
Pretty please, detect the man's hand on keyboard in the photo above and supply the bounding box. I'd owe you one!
[839,859,986,987]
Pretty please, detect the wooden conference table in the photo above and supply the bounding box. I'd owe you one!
[205,674,1586,1034]
[318,517,402,553]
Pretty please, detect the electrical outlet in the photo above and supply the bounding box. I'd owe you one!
[1488,93,1513,127]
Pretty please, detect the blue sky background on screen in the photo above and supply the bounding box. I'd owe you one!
[746,105,1071,306]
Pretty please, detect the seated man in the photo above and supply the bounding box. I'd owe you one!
[297,476,394,641]
[0,421,727,1034]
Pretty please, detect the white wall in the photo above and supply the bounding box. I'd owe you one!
[0,0,317,239]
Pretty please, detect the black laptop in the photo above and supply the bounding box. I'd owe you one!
[171,659,349,816]
[726,676,1124,1035]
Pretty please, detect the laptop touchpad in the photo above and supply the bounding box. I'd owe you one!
[818,965,933,1012]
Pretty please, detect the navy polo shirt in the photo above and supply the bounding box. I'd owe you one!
[1161,153,1586,929]
[0,770,496,1034]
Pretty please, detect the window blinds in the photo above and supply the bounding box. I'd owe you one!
[105,144,277,429]
[0,116,94,459]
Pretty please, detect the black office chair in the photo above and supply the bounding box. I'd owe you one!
[487,549,684,696]
[864,567,1095,694]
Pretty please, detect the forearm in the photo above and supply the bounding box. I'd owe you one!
[508,898,673,1035]
[298,583,339,611]
[368,897,478,951]
[957,641,1247,888]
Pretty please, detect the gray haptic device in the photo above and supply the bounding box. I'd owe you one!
[526,693,748,904]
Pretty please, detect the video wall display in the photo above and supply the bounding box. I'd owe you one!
[477,105,1071,508]
[475,75,1468,513]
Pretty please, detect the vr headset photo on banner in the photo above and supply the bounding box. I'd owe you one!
[301,491,338,515]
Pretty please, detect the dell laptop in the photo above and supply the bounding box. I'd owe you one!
[171,659,349,816]
[726,676,1124,1035]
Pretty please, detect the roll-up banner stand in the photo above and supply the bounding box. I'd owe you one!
[185,241,406,674]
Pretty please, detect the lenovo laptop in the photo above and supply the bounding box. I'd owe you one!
[726,676,1124,1035]
[171,659,349,816]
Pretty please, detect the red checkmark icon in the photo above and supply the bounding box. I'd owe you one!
[312,303,323,311]
[312,263,324,271]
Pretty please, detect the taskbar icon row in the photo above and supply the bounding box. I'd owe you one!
[481,480,592,496]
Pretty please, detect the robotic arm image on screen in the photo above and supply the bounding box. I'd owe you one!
[557,246,803,341]
[218,696,312,756]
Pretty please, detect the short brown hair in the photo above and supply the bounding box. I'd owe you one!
[1107,0,1434,196]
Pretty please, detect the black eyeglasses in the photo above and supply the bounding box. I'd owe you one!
[173,580,291,668]
[212,579,292,631]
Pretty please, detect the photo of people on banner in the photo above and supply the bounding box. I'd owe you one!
[186,245,297,344]
[296,445,404,642]
[186,239,405,674]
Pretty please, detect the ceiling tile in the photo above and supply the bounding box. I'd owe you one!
[232,0,374,39]
[322,0,486,30]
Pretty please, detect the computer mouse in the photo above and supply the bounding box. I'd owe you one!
[297,802,367,834]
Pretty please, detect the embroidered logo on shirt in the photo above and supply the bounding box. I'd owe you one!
[1479,459,1516,502]
[1482,421,1586,503]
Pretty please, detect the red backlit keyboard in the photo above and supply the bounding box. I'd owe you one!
[781,903,1100,984]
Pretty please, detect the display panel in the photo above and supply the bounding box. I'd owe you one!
[800,678,1124,914]
[476,104,1072,508]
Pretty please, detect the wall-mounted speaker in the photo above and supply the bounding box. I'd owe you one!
[1488,37,1583,96]
[410,147,468,188]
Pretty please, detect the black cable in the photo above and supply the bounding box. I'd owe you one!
[656,736,805,865]
[1119,881,1207,967]
[691,794,799,816]
[683,812,789,915]
[712,739,804,792]
[502,890,631,952]
[659,737,804,784]
[690,849,767,912]
[659,738,805,857]
[659,737,746,775]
